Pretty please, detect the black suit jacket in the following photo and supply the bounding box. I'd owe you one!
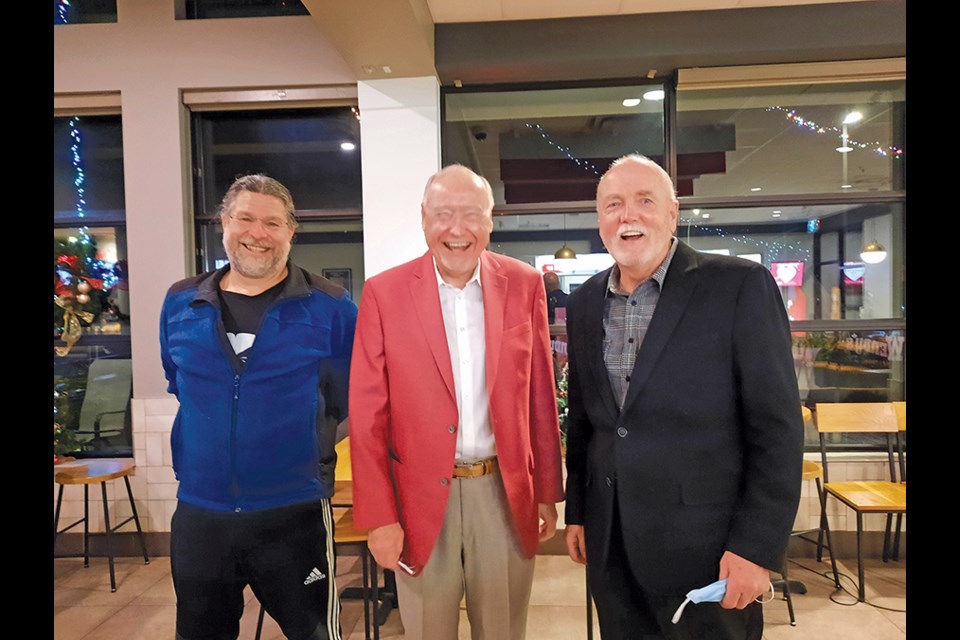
[564,241,803,595]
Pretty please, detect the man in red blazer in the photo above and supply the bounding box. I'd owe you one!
[349,165,564,639]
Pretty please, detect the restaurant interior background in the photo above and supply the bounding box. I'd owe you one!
[54,0,905,560]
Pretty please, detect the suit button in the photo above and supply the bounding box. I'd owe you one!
[440,477,449,486]
[605,477,613,487]
[617,426,628,438]
[447,424,456,433]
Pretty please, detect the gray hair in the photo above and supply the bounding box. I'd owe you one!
[218,174,298,228]
[598,154,678,204]
[421,164,495,213]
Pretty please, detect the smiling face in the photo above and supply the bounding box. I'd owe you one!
[221,190,295,282]
[596,158,679,292]
[421,167,494,289]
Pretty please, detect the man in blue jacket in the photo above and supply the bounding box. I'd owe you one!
[160,174,357,640]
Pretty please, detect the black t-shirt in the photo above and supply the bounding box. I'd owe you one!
[218,278,285,368]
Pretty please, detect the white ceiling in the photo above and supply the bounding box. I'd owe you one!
[425,0,868,23]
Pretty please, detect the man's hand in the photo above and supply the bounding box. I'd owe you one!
[565,525,587,564]
[367,522,404,571]
[718,551,770,609]
[538,503,558,541]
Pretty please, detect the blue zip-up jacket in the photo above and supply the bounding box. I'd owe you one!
[159,262,357,513]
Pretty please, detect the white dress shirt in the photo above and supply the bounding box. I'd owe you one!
[434,259,497,462]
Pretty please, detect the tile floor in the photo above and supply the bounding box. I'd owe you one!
[54,552,905,639]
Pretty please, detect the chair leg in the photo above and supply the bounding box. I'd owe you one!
[892,513,903,561]
[54,484,65,549]
[371,551,379,640]
[818,481,841,589]
[360,546,371,640]
[255,604,265,640]
[856,512,865,602]
[124,476,150,564]
[83,485,90,568]
[586,564,594,640]
[781,561,796,626]
[882,514,892,562]
[101,481,117,592]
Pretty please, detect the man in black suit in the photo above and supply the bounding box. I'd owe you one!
[563,155,803,639]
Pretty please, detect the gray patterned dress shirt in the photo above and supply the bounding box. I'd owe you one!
[603,238,679,409]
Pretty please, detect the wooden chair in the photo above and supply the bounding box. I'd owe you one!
[886,401,906,562]
[53,459,150,592]
[814,402,906,602]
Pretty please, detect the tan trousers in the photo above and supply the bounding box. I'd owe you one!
[395,470,535,640]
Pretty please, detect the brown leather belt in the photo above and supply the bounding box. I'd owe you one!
[453,457,499,478]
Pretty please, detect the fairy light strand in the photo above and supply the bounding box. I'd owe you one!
[767,107,904,158]
[679,220,813,262]
[525,123,602,176]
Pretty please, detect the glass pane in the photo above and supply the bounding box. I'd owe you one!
[676,80,905,197]
[679,201,905,320]
[54,113,130,461]
[183,0,309,19]
[193,108,362,217]
[54,115,126,225]
[796,328,905,450]
[54,0,117,24]
[445,84,665,205]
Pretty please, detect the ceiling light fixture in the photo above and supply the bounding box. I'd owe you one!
[701,213,711,219]
[340,142,356,151]
[642,89,665,101]
[750,187,762,192]
[843,111,863,125]
[622,98,642,107]
[772,213,781,218]
[860,241,887,264]
[555,214,577,259]
[841,184,852,189]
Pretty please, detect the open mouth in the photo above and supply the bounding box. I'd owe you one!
[620,230,644,241]
[241,242,270,253]
[444,241,472,251]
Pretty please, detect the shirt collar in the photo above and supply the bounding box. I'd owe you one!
[433,257,483,290]
[606,237,678,296]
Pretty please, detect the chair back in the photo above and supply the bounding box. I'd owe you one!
[335,436,352,482]
[814,402,900,483]
[891,401,906,481]
[77,358,133,440]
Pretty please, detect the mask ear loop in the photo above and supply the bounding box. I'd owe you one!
[755,582,776,604]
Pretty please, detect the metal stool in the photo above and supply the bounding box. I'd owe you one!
[53,460,149,592]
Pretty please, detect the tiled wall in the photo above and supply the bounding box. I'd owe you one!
[54,407,904,538]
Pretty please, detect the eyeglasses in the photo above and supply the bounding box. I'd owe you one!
[228,213,291,233]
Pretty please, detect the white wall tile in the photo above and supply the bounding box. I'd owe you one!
[145,397,180,416]
[147,483,180,501]
[145,433,163,466]
[147,466,177,484]
[145,414,175,433]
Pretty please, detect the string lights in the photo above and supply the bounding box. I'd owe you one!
[767,106,904,158]
[525,123,602,176]
[680,220,812,262]
[56,0,70,24]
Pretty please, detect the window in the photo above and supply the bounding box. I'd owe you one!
[190,100,365,299]
[54,113,132,459]
[54,0,117,24]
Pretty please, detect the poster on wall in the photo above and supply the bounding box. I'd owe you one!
[770,261,804,287]
[322,268,353,296]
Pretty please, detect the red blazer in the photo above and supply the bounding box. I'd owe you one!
[349,251,564,574]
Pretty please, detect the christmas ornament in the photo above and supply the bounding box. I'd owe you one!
[77,281,91,294]
[76,293,90,305]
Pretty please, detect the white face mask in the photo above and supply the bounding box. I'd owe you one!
[670,578,775,624]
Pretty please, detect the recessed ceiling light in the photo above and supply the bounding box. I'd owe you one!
[692,209,701,216]
[622,98,641,107]
[340,142,356,151]
[843,111,863,125]
[841,184,852,189]
[836,146,853,153]
[642,90,665,101]
[701,213,711,219]
[750,187,762,192]
[772,213,781,218]
[773,210,782,214]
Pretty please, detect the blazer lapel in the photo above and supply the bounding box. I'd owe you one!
[581,268,621,423]
[620,242,700,415]
[409,252,457,402]
[481,251,507,393]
